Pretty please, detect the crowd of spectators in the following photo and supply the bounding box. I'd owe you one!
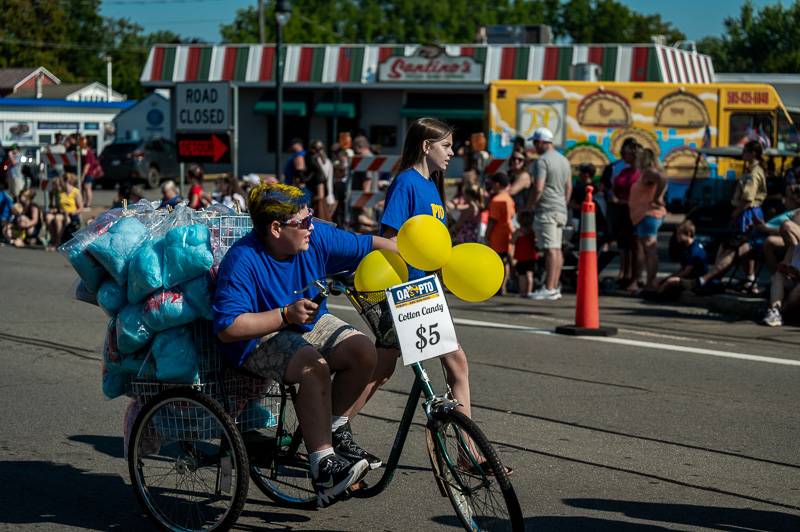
[3,128,799,328]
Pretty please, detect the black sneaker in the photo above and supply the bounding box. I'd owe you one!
[313,453,369,508]
[333,423,383,470]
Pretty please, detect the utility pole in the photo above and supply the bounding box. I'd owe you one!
[105,55,113,101]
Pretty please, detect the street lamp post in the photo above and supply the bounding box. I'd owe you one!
[274,0,291,181]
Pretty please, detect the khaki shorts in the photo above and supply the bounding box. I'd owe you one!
[244,313,364,382]
[533,211,567,250]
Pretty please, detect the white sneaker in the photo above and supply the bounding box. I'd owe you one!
[763,306,783,327]
[528,288,562,301]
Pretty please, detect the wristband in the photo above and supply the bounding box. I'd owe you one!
[279,306,290,325]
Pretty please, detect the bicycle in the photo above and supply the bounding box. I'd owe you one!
[126,214,523,531]
[248,277,524,532]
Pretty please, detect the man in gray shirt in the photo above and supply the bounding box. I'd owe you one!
[527,127,572,300]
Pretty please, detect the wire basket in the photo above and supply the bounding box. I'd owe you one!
[346,289,399,349]
[129,214,278,441]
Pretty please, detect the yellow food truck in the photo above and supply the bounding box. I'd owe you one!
[488,80,797,205]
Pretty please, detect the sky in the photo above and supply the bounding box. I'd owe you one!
[100,0,787,44]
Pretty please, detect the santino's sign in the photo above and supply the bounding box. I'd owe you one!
[378,46,484,83]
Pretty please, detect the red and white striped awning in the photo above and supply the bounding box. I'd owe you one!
[141,43,714,86]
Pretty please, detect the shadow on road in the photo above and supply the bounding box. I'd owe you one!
[0,460,153,531]
[68,434,125,459]
[434,513,674,530]
[564,498,800,531]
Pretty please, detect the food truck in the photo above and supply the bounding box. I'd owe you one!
[488,80,797,205]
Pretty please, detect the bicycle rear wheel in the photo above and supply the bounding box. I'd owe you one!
[428,410,523,532]
[248,384,317,509]
[128,388,249,532]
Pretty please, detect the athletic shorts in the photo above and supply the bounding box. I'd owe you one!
[514,260,537,275]
[533,211,567,250]
[243,313,364,383]
[634,215,663,238]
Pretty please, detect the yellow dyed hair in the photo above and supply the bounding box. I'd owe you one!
[247,183,307,234]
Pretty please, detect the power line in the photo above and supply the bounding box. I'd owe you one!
[0,37,150,52]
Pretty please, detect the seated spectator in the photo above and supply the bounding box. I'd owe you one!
[513,210,539,297]
[698,184,800,290]
[45,174,82,251]
[757,184,800,272]
[485,172,515,295]
[187,164,211,209]
[657,220,708,296]
[696,140,767,293]
[762,244,800,327]
[112,184,146,209]
[158,180,183,210]
[9,188,42,247]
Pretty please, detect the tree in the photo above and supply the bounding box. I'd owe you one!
[560,0,684,44]
[698,0,800,73]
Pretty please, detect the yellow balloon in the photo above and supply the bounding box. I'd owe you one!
[397,215,452,271]
[354,249,409,292]
[442,243,504,302]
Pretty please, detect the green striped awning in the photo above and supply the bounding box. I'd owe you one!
[400,107,483,120]
[253,101,307,116]
[314,102,356,118]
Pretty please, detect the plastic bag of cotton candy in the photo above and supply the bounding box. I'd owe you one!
[59,201,225,389]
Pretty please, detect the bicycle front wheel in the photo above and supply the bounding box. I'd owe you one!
[428,410,523,532]
[128,388,250,532]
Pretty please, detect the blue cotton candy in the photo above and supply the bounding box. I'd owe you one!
[117,303,154,355]
[88,217,149,285]
[128,238,164,303]
[239,400,278,432]
[66,242,106,293]
[142,289,199,332]
[97,280,127,316]
[162,224,214,288]
[151,326,199,383]
[181,274,214,320]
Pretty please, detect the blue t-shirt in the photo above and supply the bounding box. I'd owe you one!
[212,222,372,367]
[284,150,306,185]
[0,191,12,222]
[380,168,446,279]
[681,240,708,279]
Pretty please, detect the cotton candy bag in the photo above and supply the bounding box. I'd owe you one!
[141,289,199,331]
[127,238,165,303]
[181,273,214,320]
[88,216,149,285]
[151,326,199,383]
[97,280,126,316]
[162,207,214,288]
[117,303,154,355]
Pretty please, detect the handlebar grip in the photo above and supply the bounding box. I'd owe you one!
[311,291,327,305]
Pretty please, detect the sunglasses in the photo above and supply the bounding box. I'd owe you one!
[510,157,525,163]
[280,209,314,230]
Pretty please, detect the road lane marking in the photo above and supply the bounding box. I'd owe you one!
[328,304,800,367]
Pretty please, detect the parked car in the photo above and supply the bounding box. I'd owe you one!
[98,138,180,189]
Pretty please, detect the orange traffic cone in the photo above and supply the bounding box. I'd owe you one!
[556,185,617,337]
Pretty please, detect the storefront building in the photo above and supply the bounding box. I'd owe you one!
[140,42,714,175]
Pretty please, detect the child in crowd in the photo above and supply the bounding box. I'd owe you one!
[448,186,482,244]
[485,172,516,295]
[513,210,539,297]
[657,220,709,296]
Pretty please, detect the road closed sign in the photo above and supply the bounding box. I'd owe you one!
[175,82,231,132]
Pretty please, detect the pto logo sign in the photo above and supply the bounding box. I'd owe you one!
[386,275,458,366]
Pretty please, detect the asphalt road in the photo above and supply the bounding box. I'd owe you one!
[1,196,799,531]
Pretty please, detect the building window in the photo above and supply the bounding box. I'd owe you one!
[370,125,397,148]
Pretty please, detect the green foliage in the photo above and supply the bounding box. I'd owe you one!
[219,0,676,45]
[698,0,800,73]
